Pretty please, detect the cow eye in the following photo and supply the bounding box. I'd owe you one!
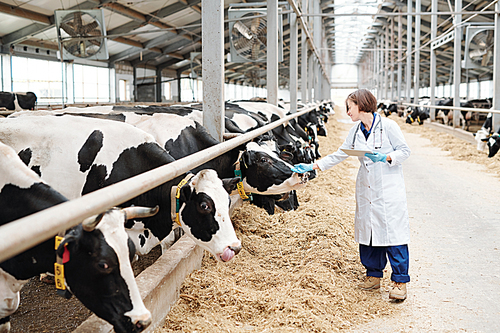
[259,156,269,163]
[97,260,112,273]
[199,201,212,213]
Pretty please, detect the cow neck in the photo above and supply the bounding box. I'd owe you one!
[233,151,252,202]
[170,173,195,227]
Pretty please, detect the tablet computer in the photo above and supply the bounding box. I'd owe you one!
[340,148,373,156]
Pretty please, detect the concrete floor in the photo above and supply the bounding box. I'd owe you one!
[347,128,500,332]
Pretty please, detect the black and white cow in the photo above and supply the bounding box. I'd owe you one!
[406,98,430,125]
[435,98,475,129]
[0,92,37,111]
[0,141,155,333]
[0,115,242,260]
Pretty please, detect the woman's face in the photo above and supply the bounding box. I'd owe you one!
[346,99,360,122]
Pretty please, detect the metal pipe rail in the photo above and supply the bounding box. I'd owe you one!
[0,103,322,263]
[402,102,500,115]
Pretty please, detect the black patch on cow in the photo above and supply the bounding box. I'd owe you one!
[18,148,32,166]
[16,92,37,110]
[0,182,67,279]
[144,229,149,238]
[180,192,219,242]
[31,165,41,177]
[81,164,107,195]
[0,316,10,325]
[139,234,146,247]
[0,92,15,110]
[78,130,104,172]
[241,150,293,192]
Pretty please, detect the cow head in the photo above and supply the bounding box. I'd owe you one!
[485,134,500,158]
[178,169,241,262]
[57,207,157,333]
[0,268,23,330]
[239,141,307,194]
[474,128,490,152]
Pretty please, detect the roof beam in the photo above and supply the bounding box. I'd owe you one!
[0,1,51,24]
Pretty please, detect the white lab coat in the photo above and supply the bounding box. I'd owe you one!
[316,114,411,246]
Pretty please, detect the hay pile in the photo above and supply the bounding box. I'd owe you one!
[389,114,500,177]
[158,108,397,333]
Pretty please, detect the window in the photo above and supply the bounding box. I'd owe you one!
[118,79,130,101]
[74,64,110,103]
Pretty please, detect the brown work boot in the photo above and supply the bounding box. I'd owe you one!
[389,282,407,300]
[358,276,380,290]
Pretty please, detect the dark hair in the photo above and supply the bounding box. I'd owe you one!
[345,89,377,113]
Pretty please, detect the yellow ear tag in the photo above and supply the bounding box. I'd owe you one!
[54,262,66,290]
[54,235,63,250]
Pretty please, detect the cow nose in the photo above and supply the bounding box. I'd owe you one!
[229,243,242,256]
[4,297,16,310]
[134,316,152,332]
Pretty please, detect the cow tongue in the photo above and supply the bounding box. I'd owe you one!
[220,247,235,262]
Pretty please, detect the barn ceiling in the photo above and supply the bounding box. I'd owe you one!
[0,0,496,89]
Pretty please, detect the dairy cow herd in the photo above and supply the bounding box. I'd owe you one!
[0,98,334,333]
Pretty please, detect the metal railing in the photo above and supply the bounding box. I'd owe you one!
[0,103,322,263]
[402,102,500,115]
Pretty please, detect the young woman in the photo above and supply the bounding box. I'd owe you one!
[292,89,411,300]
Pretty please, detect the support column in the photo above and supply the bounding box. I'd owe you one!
[176,71,182,102]
[202,0,225,141]
[308,55,314,102]
[133,65,138,102]
[414,0,421,106]
[267,0,278,106]
[390,18,395,101]
[155,68,162,102]
[290,12,298,113]
[493,1,500,131]
[301,0,308,103]
[384,24,389,100]
[453,0,462,128]
[430,0,437,121]
[406,0,412,105]
[397,11,402,102]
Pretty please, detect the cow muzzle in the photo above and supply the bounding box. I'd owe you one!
[219,243,242,262]
[134,316,152,332]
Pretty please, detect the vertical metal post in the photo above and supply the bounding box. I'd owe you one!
[308,54,314,102]
[406,0,413,104]
[375,36,380,99]
[202,0,225,141]
[301,0,308,103]
[155,68,162,103]
[267,0,278,106]
[132,65,138,102]
[397,11,402,102]
[313,0,321,101]
[430,0,437,121]
[414,0,421,106]
[177,71,182,102]
[384,24,389,100]
[453,0,462,128]
[493,1,500,131]
[390,18,395,101]
[290,12,298,113]
[377,35,382,99]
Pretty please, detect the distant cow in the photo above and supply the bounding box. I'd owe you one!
[474,113,492,151]
[0,141,155,333]
[0,92,37,111]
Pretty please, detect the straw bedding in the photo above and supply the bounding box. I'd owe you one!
[158,107,398,333]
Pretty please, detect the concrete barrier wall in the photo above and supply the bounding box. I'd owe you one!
[72,235,203,333]
[424,121,476,145]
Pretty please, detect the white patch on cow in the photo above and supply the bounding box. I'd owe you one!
[488,136,496,148]
[124,113,197,147]
[231,113,259,132]
[61,106,115,114]
[0,116,157,200]
[0,268,24,318]
[475,128,489,151]
[126,221,161,256]
[243,142,306,194]
[0,143,40,189]
[8,110,58,118]
[178,169,240,260]
[97,210,152,325]
[235,102,288,125]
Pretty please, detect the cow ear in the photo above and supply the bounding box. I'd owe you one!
[179,184,192,203]
[56,233,77,258]
[241,151,253,168]
[222,177,240,194]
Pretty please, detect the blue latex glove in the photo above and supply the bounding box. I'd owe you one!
[291,163,314,174]
[365,152,387,163]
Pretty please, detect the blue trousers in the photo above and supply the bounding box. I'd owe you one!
[359,243,410,283]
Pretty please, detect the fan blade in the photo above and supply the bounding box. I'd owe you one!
[251,17,261,34]
[469,48,487,58]
[74,12,83,34]
[88,39,101,47]
[82,21,99,35]
[60,22,77,37]
[486,30,494,45]
[64,40,80,54]
[234,21,253,40]
[482,50,492,67]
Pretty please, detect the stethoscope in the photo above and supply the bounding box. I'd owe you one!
[351,113,383,150]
